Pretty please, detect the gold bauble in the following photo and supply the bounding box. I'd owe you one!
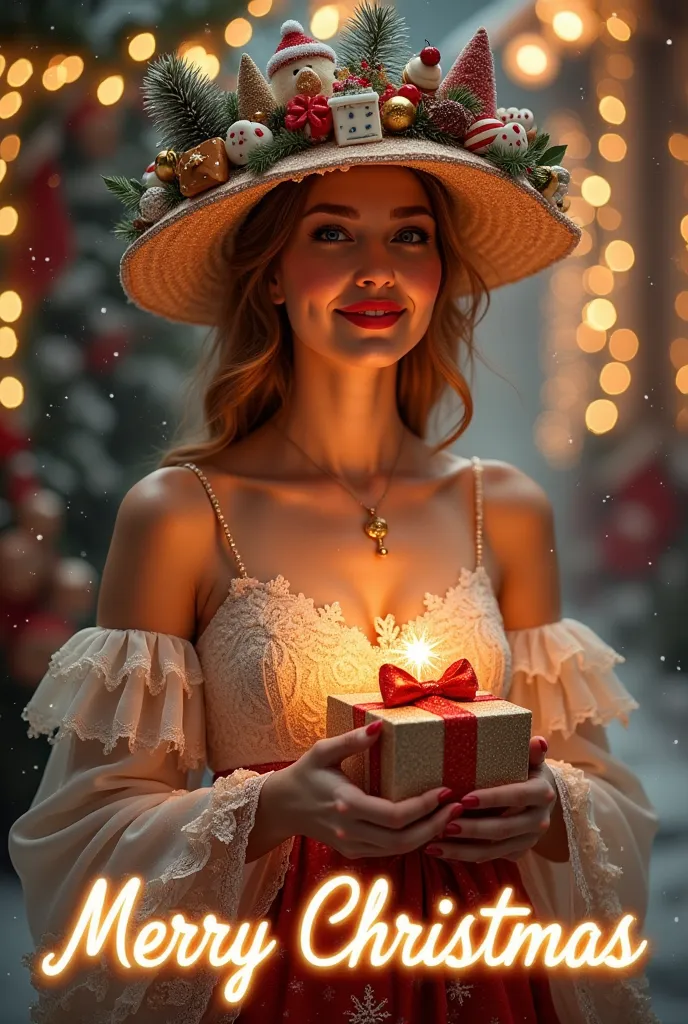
[542,168,560,199]
[154,149,178,183]
[252,110,268,124]
[381,95,416,132]
[336,67,351,81]
[295,68,322,97]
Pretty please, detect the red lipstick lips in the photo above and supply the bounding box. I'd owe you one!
[336,299,405,330]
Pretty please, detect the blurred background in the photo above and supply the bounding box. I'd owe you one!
[0,0,686,1021]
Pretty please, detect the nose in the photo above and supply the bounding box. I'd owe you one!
[354,239,395,289]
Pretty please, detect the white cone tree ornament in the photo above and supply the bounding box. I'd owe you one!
[266,20,337,106]
[437,26,498,118]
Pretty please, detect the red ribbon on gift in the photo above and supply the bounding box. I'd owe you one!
[351,658,498,799]
[379,659,478,707]
[284,93,333,140]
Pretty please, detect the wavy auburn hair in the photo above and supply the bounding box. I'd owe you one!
[156,167,491,469]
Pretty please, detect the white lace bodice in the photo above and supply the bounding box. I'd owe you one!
[188,458,513,772]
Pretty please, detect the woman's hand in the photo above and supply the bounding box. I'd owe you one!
[423,736,561,863]
[274,721,465,859]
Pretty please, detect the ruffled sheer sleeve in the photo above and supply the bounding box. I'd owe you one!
[504,618,660,1024]
[8,626,295,1024]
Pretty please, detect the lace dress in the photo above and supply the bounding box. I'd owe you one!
[9,457,660,1024]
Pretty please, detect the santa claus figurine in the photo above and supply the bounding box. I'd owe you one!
[266,20,338,106]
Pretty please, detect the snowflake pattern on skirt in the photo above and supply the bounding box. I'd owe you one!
[233,830,563,1024]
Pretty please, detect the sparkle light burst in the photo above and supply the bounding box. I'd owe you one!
[394,626,445,679]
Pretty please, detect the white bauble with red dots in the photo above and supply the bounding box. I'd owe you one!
[225,120,274,166]
[491,121,529,152]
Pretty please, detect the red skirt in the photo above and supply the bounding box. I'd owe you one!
[217,763,562,1024]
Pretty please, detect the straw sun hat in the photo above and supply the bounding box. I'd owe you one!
[107,1,581,326]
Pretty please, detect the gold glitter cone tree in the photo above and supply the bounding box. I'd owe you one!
[237,53,278,120]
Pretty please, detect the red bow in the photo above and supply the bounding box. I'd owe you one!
[284,93,333,140]
[378,659,478,708]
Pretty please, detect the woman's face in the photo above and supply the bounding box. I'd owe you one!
[269,165,443,368]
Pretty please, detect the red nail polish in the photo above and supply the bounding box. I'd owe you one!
[366,720,383,735]
[425,845,442,856]
[448,804,464,820]
[437,788,454,804]
[461,795,480,808]
[538,738,548,753]
[445,822,462,835]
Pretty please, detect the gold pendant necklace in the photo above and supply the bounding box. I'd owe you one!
[270,421,405,556]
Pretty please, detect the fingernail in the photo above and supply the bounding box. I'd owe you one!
[366,720,383,735]
[445,822,462,835]
[538,738,548,753]
[448,804,464,820]
[437,788,454,804]
[461,795,480,808]
[425,845,443,856]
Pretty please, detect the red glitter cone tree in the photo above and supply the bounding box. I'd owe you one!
[437,27,498,119]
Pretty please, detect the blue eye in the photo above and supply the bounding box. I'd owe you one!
[348,112,354,119]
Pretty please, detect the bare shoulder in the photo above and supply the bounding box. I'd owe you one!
[97,465,217,637]
[477,459,560,626]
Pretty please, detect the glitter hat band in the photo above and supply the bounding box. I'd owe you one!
[107,2,580,326]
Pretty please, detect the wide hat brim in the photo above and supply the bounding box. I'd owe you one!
[119,136,581,326]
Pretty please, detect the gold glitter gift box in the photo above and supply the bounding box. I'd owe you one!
[326,683,532,803]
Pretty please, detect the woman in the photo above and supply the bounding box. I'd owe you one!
[9,9,659,1024]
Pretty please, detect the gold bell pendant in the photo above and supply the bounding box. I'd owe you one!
[363,507,389,556]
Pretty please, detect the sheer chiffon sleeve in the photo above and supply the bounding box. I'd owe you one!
[505,618,660,1024]
[8,626,295,1024]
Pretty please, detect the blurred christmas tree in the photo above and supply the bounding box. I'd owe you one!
[0,0,251,867]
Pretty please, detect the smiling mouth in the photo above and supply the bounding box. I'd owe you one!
[335,309,405,330]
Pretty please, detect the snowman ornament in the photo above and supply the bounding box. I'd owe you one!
[266,20,338,106]
[225,120,274,167]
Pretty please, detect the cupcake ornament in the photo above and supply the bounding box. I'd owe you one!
[402,43,442,94]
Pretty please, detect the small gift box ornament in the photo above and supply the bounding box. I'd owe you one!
[327,658,532,802]
[327,90,383,147]
[177,137,230,197]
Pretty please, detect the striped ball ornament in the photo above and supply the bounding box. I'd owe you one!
[463,117,505,154]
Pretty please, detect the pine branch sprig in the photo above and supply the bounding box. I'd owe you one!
[401,101,464,147]
[142,53,229,153]
[246,129,313,175]
[482,142,531,177]
[337,1,411,82]
[266,105,288,134]
[442,85,483,117]
[102,175,146,212]
[523,131,550,164]
[113,217,144,244]
[224,90,239,127]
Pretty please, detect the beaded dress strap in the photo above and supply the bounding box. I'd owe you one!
[471,456,484,570]
[183,462,249,579]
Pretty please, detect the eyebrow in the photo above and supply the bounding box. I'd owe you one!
[302,202,435,220]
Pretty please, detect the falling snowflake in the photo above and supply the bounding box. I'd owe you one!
[344,983,393,1023]
[289,978,304,994]
[446,980,473,1006]
[323,985,336,1001]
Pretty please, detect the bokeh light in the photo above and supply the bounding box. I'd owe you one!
[676,366,688,394]
[503,34,559,87]
[0,326,17,358]
[581,174,611,206]
[97,75,124,105]
[584,297,617,330]
[597,206,622,230]
[0,206,18,236]
[610,328,639,361]
[586,399,618,434]
[248,0,273,14]
[606,16,631,41]
[225,18,252,47]
[128,33,156,62]
[0,291,22,322]
[600,361,631,394]
[670,338,688,369]
[599,96,626,124]
[311,5,340,39]
[598,133,627,161]
[0,134,20,161]
[7,59,33,88]
[669,133,688,161]
[0,376,23,408]
[676,292,688,321]
[0,92,22,119]
[583,265,614,295]
[604,240,635,272]
[577,322,607,352]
